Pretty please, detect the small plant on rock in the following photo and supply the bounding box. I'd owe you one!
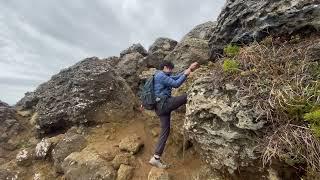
[304,109,320,137]
[222,59,240,73]
[224,44,240,57]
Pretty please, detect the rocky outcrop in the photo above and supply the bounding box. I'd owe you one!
[103,56,121,67]
[184,69,266,173]
[164,22,215,72]
[17,57,137,135]
[181,21,216,42]
[165,38,210,72]
[209,0,320,58]
[142,38,177,68]
[120,43,148,58]
[116,52,145,93]
[0,101,20,144]
[15,92,38,110]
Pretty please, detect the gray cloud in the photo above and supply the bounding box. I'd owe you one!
[0,0,225,105]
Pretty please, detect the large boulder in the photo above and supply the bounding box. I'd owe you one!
[116,53,145,93]
[17,57,137,135]
[164,38,210,72]
[52,130,87,172]
[148,38,178,54]
[120,43,148,58]
[62,147,116,180]
[15,92,38,110]
[164,22,215,72]
[209,0,320,58]
[142,38,178,69]
[184,70,266,173]
[181,21,216,42]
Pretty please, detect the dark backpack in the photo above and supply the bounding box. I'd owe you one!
[140,75,156,110]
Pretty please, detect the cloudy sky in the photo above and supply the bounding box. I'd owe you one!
[0,0,225,105]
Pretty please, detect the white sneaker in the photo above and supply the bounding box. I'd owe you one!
[149,156,168,169]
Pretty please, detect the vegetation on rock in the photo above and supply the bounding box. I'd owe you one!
[210,36,320,173]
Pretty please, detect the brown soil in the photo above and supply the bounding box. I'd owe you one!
[86,112,203,180]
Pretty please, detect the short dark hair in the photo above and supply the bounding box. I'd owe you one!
[159,60,174,70]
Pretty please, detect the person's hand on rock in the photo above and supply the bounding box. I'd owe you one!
[189,62,199,71]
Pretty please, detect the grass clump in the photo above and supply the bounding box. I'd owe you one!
[222,59,240,73]
[224,44,240,57]
[304,109,320,137]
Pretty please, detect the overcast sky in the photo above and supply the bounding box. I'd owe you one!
[0,0,225,105]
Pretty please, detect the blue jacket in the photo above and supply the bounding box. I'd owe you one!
[154,70,187,98]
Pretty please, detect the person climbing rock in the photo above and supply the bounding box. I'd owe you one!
[148,60,199,168]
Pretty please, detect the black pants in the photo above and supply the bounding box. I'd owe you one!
[154,93,187,156]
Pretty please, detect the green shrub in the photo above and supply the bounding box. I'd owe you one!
[304,109,320,137]
[222,59,240,73]
[224,44,240,57]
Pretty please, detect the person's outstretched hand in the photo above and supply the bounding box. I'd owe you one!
[189,62,199,71]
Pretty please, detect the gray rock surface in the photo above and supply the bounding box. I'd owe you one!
[15,92,38,110]
[142,38,178,69]
[149,38,177,54]
[16,148,34,166]
[164,38,210,72]
[117,53,145,93]
[0,101,21,146]
[163,22,215,72]
[104,56,121,67]
[17,57,136,135]
[185,72,266,173]
[120,43,148,58]
[35,138,52,159]
[52,131,87,172]
[209,0,320,58]
[181,21,216,42]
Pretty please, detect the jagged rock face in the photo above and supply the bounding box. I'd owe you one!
[164,22,215,72]
[19,57,137,135]
[103,56,121,67]
[120,43,148,58]
[181,21,216,42]
[165,38,210,72]
[149,37,177,54]
[142,37,178,69]
[185,71,266,173]
[0,100,21,143]
[15,92,38,110]
[116,52,145,93]
[209,0,320,58]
